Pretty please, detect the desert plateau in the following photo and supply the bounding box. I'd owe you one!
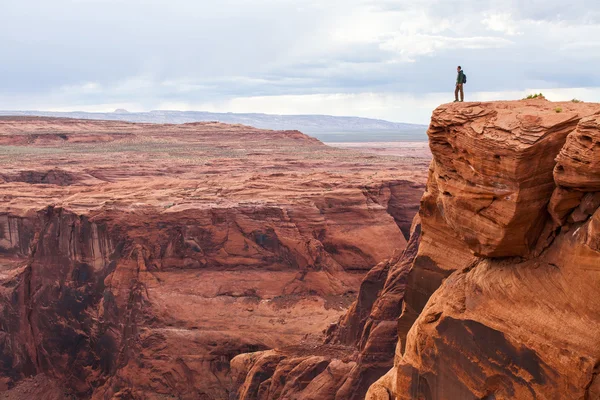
[0,116,428,399]
[2,98,600,400]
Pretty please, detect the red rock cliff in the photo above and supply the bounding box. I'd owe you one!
[368,99,600,399]
[229,218,422,400]
[231,99,600,400]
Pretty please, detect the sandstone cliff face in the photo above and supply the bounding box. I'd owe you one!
[368,100,600,400]
[231,99,600,400]
[0,117,428,399]
[229,219,421,400]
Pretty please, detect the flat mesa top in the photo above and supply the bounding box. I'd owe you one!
[435,99,600,147]
[0,117,429,216]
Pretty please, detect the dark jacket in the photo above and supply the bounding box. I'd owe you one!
[456,70,465,85]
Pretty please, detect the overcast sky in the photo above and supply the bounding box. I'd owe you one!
[2,0,600,123]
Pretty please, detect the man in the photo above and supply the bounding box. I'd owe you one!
[454,66,465,102]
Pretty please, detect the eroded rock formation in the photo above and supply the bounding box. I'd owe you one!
[232,99,600,400]
[0,117,428,399]
[372,100,600,399]
[230,218,421,399]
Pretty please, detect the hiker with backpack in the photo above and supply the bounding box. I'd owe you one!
[454,66,466,102]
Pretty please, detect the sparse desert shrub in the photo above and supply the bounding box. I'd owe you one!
[523,93,545,100]
[555,107,563,113]
[572,98,583,103]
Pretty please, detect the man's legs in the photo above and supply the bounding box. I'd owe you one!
[459,84,464,101]
[454,84,460,101]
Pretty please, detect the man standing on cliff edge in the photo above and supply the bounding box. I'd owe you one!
[455,66,465,102]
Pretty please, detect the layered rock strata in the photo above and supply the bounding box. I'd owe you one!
[371,100,600,400]
[232,99,600,400]
[0,117,429,399]
[230,218,422,399]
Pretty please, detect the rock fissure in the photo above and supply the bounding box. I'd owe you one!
[584,360,600,400]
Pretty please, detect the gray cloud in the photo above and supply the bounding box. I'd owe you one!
[1,0,600,121]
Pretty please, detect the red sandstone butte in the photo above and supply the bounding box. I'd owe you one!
[0,117,428,399]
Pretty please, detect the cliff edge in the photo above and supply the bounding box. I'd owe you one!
[370,99,600,399]
[231,99,600,400]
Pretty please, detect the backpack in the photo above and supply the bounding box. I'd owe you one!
[462,73,467,84]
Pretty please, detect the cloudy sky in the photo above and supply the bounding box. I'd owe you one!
[2,0,600,123]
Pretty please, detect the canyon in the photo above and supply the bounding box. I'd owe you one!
[0,117,429,399]
[2,97,599,400]
[231,99,600,400]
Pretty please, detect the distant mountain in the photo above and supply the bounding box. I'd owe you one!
[0,110,428,142]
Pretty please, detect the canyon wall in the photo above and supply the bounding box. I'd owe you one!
[231,99,600,400]
[0,201,398,399]
[0,117,428,399]
[229,217,422,400]
[370,100,600,400]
